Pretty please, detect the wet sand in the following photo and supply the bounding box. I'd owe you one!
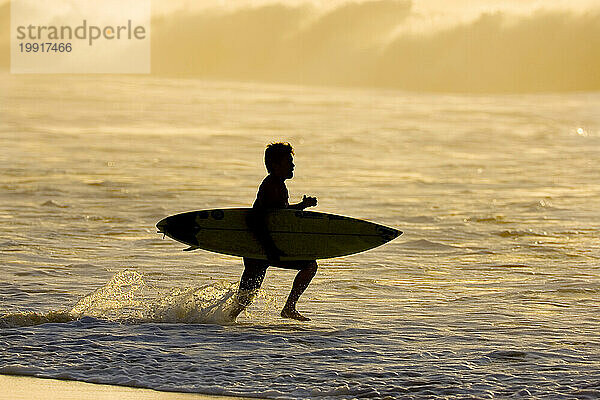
[2,375,258,400]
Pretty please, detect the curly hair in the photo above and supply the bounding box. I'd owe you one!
[264,142,294,173]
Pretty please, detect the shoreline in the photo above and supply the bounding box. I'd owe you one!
[2,374,260,400]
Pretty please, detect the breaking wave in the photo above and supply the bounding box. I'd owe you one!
[149,1,600,92]
[1,1,598,92]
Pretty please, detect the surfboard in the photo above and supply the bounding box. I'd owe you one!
[156,208,401,261]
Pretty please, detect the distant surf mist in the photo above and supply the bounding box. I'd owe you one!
[1,0,599,92]
[0,0,600,93]
[150,0,600,93]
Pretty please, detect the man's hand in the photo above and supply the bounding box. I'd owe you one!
[301,195,318,209]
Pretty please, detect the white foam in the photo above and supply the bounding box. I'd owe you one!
[70,270,241,325]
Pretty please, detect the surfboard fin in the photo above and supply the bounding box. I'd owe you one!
[183,245,201,252]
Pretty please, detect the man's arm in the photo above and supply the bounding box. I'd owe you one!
[247,207,284,261]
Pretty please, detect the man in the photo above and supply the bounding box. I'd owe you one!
[229,142,318,321]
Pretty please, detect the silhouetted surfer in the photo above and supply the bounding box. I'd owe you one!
[229,142,318,321]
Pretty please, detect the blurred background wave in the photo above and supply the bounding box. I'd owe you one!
[1,0,599,92]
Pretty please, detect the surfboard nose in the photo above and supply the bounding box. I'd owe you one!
[376,225,402,242]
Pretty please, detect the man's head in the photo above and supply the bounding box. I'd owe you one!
[265,142,295,179]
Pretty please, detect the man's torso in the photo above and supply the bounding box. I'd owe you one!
[253,174,289,209]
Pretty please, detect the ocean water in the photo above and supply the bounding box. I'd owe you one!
[1,74,599,398]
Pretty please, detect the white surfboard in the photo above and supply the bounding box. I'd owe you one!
[157,208,401,261]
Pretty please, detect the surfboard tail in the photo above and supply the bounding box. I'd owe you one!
[156,213,201,248]
[156,219,167,234]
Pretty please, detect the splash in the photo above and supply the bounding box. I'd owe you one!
[70,270,151,321]
[146,281,239,325]
[71,270,242,325]
[1,270,259,328]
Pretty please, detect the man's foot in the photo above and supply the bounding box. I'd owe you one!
[228,289,256,321]
[281,307,311,321]
[228,302,245,321]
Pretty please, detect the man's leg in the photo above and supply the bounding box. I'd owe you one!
[281,261,317,321]
[229,258,268,320]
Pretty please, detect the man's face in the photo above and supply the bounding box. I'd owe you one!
[273,154,294,179]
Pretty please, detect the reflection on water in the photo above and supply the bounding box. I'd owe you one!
[0,75,599,398]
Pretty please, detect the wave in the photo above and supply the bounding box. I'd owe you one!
[3,1,599,92]
[485,350,529,360]
[0,310,74,328]
[465,215,510,224]
[397,239,462,251]
[149,1,600,93]
[493,229,549,238]
[40,200,69,208]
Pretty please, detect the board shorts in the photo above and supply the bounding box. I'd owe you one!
[238,257,317,292]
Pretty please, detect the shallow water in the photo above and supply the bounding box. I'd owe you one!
[1,74,599,398]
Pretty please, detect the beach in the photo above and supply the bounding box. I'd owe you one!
[2,374,256,400]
